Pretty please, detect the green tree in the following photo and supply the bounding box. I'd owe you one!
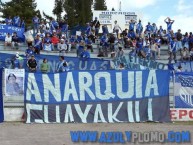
[53,0,64,21]
[64,0,93,27]
[0,0,40,26]
[94,0,107,10]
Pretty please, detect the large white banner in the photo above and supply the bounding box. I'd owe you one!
[93,10,141,33]
[4,69,25,97]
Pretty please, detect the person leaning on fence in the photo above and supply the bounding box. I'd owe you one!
[25,46,34,59]
[80,47,90,59]
[58,39,68,56]
[40,58,49,73]
[56,56,69,72]
[11,52,23,69]
[27,55,37,72]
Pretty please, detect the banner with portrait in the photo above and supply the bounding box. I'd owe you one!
[4,69,25,101]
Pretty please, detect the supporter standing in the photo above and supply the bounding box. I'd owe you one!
[102,25,109,35]
[100,33,109,57]
[13,15,21,27]
[92,17,100,37]
[182,32,189,50]
[21,18,25,28]
[34,34,42,54]
[32,15,40,35]
[56,56,69,72]
[188,33,193,52]
[5,16,13,25]
[50,18,59,32]
[145,22,152,39]
[85,22,92,37]
[175,29,183,59]
[136,20,143,37]
[62,21,69,39]
[155,36,162,59]
[151,42,157,60]
[40,58,49,73]
[152,23,158,37]
[129,19,136,32]
[113,20,122,39]
[168,37,177,64]
[27,55,37,72]
[164,17,175,32]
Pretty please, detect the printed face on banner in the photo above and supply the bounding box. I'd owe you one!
[4,69,24,97]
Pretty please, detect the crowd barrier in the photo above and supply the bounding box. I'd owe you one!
[0,52,110,72]
[0,52,193,123]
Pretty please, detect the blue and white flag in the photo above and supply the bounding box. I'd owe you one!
[0,24,25,41]
[174,72,193,108]
[25,70,171,123]
[168,62,193,72]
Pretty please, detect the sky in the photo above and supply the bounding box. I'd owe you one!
[1,0,193,33]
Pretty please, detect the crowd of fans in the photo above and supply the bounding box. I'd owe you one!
[2,15,193,72]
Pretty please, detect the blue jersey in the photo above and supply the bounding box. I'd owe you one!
[127,31,136,39]
[136,41,143,51]
[13,59,20,68]
[50,20,59,30]
[77,36,83,43]
[62,24,68,32]
[21,21,25,28]
[34,39,42,49]
[136,23,143,31]
[13,16,20,27]
[5,18,12,25]
[102,26,109,34]
[146,24,152,32]
[33,17,40,24]
[129,22,135,31]
[86,26,91,36]
[170,41,177,52]
[44,37,51,43]
[166,22,174,31]
[80,50,90,58]
[26,48,34,57]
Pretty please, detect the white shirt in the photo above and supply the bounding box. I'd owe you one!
[114,24,120,30]
[58,43,68,51]
[5,36,12,43]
